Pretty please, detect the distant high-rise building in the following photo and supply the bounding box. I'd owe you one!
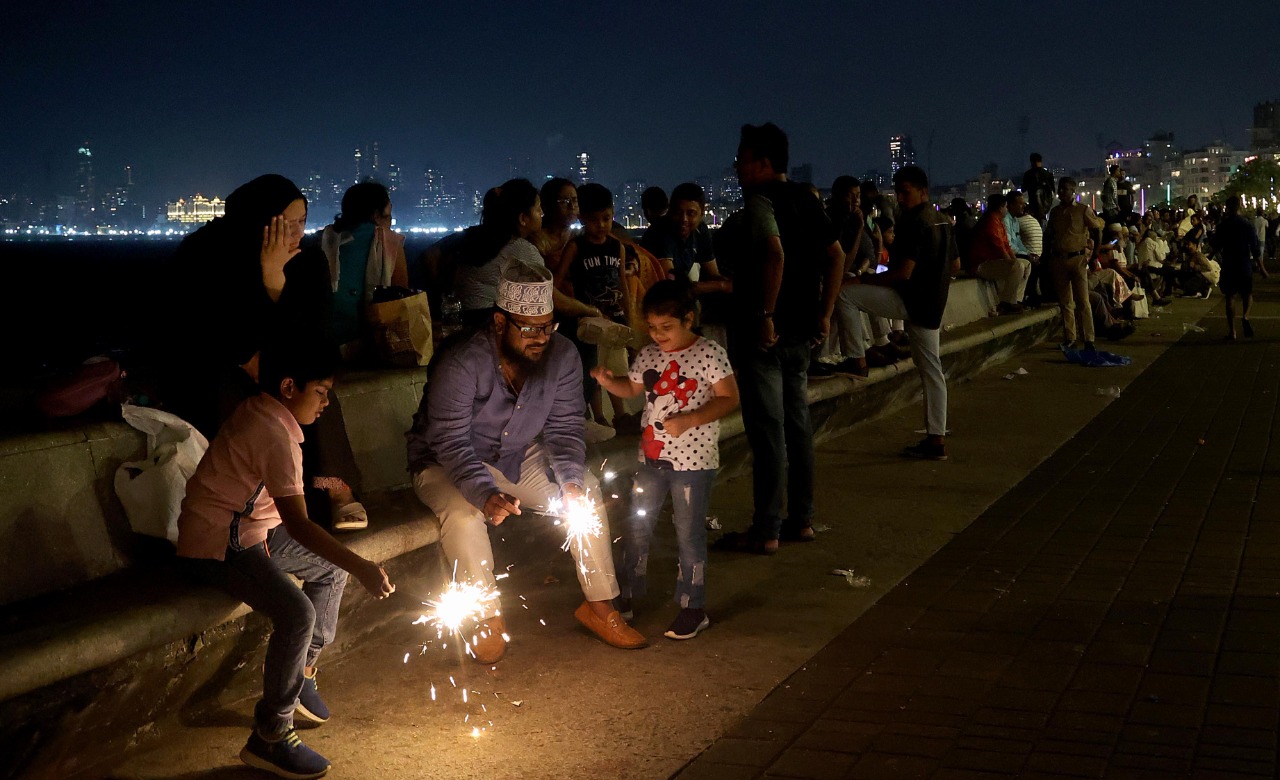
[369,141,381,177]
[74,142,95,226]
[1251,101,1280,152]
[789,163,814,184]
[575,152,592,185]
[353,147,364,183]
[889,134,916,174]
[619,180,647,229]
[1145,132,1178,162]
[385,161,401,194]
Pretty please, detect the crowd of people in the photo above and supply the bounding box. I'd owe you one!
[157,128,1269,778]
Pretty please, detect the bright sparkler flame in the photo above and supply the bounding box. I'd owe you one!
[418,581,499,636]
[547,495,603,551]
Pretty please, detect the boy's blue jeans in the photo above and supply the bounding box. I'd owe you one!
[180,524,348,736]
[620,466,715,610]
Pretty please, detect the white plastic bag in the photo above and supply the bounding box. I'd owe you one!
[1130,286,1150,319]
[114,404,209,544]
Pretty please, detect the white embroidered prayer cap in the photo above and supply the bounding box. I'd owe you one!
[496,260,554,317]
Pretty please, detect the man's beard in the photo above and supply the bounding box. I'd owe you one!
[498,333,545,372]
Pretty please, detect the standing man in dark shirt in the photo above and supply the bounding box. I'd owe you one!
[1022,153,1056,225]
[1210,195,1262,340]
[840,165,957,460]
[715,123,844,554]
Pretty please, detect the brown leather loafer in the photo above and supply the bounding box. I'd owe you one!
[470,615,507,664]
[573,602,648,649]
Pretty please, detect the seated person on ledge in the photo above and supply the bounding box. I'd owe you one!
[176,337,395,780]
[406,261,647,664]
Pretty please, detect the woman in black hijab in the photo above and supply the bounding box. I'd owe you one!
[165,174,367,530]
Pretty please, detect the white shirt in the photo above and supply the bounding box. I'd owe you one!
[629,337,732,471]
[1016,214,1043,256]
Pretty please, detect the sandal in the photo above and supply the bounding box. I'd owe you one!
[711,530,778,556]
[332,501,368,532]
[779,522,816,543]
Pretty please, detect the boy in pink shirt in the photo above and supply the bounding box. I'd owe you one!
[178,340,394,780]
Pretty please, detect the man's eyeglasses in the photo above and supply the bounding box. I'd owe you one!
[555,197,579,207]
[507,319,559,338]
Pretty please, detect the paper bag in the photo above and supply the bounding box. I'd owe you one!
[367,290,434,367]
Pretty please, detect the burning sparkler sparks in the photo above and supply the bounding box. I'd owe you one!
[546,494,604,552]
[415,581,500,639]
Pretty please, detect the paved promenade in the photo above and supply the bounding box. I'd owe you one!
[110,287,1279,780]
[678,291,1280,778]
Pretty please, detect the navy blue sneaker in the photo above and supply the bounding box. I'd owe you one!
[240,728,330,779]
[664,608,710,640]
[295,672,330,724]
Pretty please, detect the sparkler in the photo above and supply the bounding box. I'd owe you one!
[545,494,604,552]
[414,580,500,640]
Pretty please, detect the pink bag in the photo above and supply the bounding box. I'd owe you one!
[35,357,127,417]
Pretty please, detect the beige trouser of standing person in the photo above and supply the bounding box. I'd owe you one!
[1050,251,1094,344]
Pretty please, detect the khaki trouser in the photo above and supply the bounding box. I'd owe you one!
[412,444,619,619]
[975,257,1032,304]
[1050,252,1094,344]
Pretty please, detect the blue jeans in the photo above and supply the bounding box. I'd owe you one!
[620,466,715,610]
[729,334,816,539]
[180,524,349,736]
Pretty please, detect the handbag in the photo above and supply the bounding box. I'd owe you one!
[366,286,434,367]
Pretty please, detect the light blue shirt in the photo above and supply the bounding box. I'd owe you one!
[1004,211,1030,257]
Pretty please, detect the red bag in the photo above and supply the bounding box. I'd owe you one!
[35,358,127,417]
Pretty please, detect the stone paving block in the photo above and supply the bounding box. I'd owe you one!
[676,759,763,780]
[973,707,1050,730]
[1134,672,1210,707]
[934,650,1014,681]
[867,731,953,759]
[847,752,939,778]
[1143,649,1215,676]
[1021,750,1108,778]
[943,747,1029,774]
[1108,752,1193,775]
[726,718,811,743]
[1198,725,1277,750]
[1209,673,1278,707]
[1203,703,1276,730]
[981,687,1059,714]
[697,737,790,768]
[1066,662,1144,693]
[791,719,880,755]
[762,748,859,780]
[1193,755,1277,777]
[997,660,1076,692]
[1054,690,1132,716]
[1126,701,1204,729]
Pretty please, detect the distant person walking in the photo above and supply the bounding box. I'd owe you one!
[1210,196,1262,340]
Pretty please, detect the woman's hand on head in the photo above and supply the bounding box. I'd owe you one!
[261,215,301,270]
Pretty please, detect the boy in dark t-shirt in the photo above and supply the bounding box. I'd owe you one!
[556,183,634,428]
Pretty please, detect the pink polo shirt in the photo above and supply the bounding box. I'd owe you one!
[176,393,305,560]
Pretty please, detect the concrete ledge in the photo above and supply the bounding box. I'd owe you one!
[0,491,438,705]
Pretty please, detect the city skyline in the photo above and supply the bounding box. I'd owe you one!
[3,0,1278,209]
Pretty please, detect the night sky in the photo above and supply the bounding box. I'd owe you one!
[4,0,1278,202]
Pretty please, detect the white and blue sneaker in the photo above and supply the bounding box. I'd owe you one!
[240,728,330,779]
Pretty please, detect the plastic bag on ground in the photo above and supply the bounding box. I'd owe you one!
[113,404,209,544]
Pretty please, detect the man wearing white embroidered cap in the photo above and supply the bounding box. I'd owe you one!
[406,261,646,662]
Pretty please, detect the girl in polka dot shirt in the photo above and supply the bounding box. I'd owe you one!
[592,280,739,640]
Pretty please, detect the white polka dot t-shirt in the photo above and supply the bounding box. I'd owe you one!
[628,336,733,471]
